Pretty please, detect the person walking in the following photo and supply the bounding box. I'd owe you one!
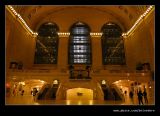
[129,91,134,104]
[21,90,24,96]
[137,90,143,105]
[143,90,148,104]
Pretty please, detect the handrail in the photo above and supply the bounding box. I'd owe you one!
[56,83,62,98]
[97,83,104,98]
[111,84,125,101]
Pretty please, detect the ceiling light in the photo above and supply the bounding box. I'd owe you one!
[7,5,38,38]
[122,5,154,38]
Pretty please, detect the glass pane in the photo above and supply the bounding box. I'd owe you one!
[101,23,125,65]
[34,23,59,64]
[69,22,91,64]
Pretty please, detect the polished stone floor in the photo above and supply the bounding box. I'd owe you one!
[5,93,154,105]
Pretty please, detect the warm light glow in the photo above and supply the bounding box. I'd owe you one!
[122,5,154,38]
[58,32,70,37]
[114,81,118,84]
[101,80,106,85]
[40,80,45,84]
[67,88,93,100]
[53,80,58,84]
[19,82,25,86]
[6,83,10,88]
[78,100,82,105]
[142,73,145,76]
[57,32,102,37]
[89,100,93,105]
[90,32,102,37]
[66,100,71,105]
[7,5,154,39]
[34,102,40,105]
[7,5,38,37]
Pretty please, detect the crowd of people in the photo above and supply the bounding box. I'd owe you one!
[128,88,148,105]
[12,84,25,96]
[12,83,39,101]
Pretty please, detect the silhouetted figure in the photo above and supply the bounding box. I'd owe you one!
[21,90,24,96]
[124,91,127,96]
[32,88,38,101]
[129,91,134,104]
[137,90,143,105]
[86,65,90,78]
[69,65,74,79]
[143,90,148,104]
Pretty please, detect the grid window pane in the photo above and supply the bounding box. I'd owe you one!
[101,23,125,65]
[69,22,91,64]
[34,22,59,64]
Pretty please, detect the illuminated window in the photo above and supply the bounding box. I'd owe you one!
[34,22,59,64]
[69,21,92,64]
[101,22,125,65]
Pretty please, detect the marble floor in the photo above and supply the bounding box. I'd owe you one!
[5,93,154,105]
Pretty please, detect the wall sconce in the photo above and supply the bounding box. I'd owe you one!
[53,79,59,85]
[101,80,106,85]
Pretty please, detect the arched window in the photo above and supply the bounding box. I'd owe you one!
[101,22,125,65]
[34,22,59,64]
[69,21,91,64]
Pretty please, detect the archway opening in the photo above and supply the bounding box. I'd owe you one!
[66,88,93,100]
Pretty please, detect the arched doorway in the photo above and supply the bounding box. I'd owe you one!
[66,88,93,100]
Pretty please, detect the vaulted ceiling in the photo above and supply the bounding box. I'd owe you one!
[11,5,149,32]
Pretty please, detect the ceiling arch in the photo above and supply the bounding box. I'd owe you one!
[12,5,150,33]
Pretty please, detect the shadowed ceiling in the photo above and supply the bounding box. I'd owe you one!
[12,5,149,32]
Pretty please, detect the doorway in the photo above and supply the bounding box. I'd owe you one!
[66,88,93,100]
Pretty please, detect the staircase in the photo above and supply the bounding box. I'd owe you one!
[110,84,125,101]
[36,83,59,100]
[36,78,125,102]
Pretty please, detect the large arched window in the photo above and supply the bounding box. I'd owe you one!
[34,22,59,64]
[101,22,125,65]
[69,21,91,64]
